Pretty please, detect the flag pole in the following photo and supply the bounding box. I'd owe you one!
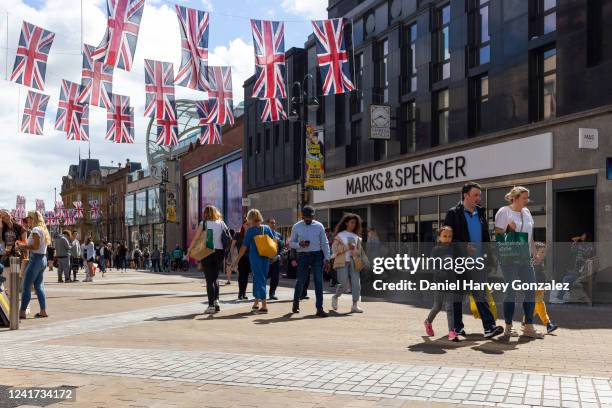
[5,12,8,80]
[350,18,357,94]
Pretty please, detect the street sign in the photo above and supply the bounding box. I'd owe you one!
[242,197,251,207]
[370,104,391,140]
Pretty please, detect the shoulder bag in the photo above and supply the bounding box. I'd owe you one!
[191,221,215,261]
[254,226,278,259]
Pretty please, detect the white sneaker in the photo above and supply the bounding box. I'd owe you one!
[204,306,216,314]
[351,304,364,313]
[331,295,338,311]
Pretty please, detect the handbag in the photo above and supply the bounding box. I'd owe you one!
[254,226,278,259]
[191,221,215,261]
[468,289,498,320]
[351,241,369,272]
[496,210,530,266]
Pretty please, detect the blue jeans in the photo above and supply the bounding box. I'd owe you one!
[21,253,47,312]
[100,256,106,272]
[294,251,324,310]
[502,263,536,324]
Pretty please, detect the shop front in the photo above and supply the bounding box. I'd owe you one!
[183,152,243,249]
[314,130,609,283]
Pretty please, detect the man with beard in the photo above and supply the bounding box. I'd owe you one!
[289,206,330,317]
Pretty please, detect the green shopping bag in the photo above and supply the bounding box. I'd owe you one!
[496,231,529,266]
[205,221,214,249]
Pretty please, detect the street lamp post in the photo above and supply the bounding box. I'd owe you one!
[288,73,319,215]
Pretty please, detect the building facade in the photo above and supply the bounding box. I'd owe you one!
[180,115,244,250]
[60,159,117,241]
[105,159,142,244]
[243,0,612,283]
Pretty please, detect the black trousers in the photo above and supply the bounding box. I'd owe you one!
[237,256,250,298]
[201,250,224,306]
[268,260,280,296]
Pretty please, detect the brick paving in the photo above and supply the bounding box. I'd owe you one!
[1,268,611,407]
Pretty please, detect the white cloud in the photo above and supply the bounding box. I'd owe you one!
[0,0,251,211]
[281,0,328,20]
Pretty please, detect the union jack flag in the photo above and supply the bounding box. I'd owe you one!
[105,94,134,144]
[45,211,57,226]
[175,5,209,90]
[89,200,101,219]
[311,18,355,95]
[16,196,26,209]
[64,209,75,226]
[77,104,90,142]
[55,201,65,220]
[78,44,113,108]
[250,19,286,99]
[35,199,45,213]
[195,100,222,145]
[10,21,55,90]
[55,80,85,140]
[144,59,176,120]
[156,118,179,146]
[21,90,50,135]
[73,201,84,219]
[261,98,287,122]
[93,0,145,71]
[203,66,234,125]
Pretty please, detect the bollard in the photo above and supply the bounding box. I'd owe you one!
[9,256,20,330]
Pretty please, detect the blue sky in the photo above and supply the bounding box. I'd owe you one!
[0,0,328,210]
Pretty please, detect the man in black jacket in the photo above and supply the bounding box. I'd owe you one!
[443,182,503,339]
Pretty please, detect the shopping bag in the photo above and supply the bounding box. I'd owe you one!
[191,221,215,261]
[254,226,278,259]
[468,289,498,320]
[496,231,529,266]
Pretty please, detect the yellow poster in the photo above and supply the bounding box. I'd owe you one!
[305,125,325,190]
[166,191,177,223]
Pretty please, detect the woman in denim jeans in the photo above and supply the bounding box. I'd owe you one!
[330,213,368,314]
[494,186,543,339]
[18,210,51,319]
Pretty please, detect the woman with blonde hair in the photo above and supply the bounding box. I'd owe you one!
[494,186,543,339]
[17,210,51,319]
[232,209,276,313]
[188,205,231,314]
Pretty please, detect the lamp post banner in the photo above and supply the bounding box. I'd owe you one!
[305,125,325,190]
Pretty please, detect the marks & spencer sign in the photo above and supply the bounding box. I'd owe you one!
[313,133,553,203]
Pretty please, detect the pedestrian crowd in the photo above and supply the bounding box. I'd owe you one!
[0,181,596,340]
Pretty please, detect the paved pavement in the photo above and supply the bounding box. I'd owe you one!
[1,267,611,407]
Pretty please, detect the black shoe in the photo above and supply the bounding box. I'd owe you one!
[215,305,220,312]
[268,295,278,300]
[300,295,310,300]
[58,280,63,283]
[456,328,467,337]
[546,323,559,334]
[292,303,300,313]
[484,325,504,339]
[315,309,328,318]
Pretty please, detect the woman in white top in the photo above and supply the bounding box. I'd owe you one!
[330,213,367,313]
[84,237,96,282]
[188,205,230,314]
[17,211,51,319]
[494,186,543,339]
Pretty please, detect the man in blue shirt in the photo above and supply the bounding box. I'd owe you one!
[266,218,284,300]
[289,206,330,317]
[443,182,503,339]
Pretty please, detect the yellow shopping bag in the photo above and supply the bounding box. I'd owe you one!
[254,226,278,259]
[468,289,498,320]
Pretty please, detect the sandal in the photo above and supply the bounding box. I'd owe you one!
[258,308,268,314]
[34,313,48,318]
[251,305,259,311]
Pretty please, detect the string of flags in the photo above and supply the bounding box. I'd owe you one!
[6,197,105,226]
[9,0,355,147]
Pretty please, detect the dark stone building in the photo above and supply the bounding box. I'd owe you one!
[243,0,612,284]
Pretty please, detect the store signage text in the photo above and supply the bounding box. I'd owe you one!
[313,133,553,204]
[346,156,466,195]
